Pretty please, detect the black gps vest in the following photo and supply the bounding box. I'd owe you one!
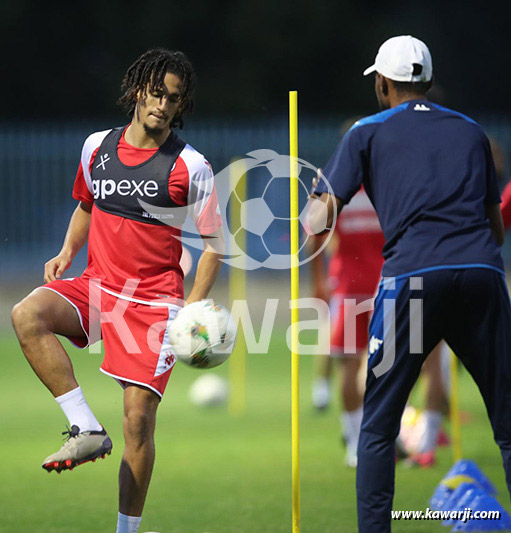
[90,127,186,226]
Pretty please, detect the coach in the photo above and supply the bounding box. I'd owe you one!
[309,35,510,532]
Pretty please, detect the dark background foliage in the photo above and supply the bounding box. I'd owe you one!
[1,0,509,121]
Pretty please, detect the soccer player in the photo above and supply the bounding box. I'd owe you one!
[399,341,450,466]
[496,141,511,228]
[311,180,384,467]
[308,35,509,532]
[502,183,511,228]
[11,49,224,533]
[311,173,448,468]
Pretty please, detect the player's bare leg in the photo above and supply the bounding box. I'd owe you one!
[405,342,449,467]
[118,384,159,532]
[341,356,363,411]
[422,343,448,455]
[12,288,108,472]
[339,356,364,467]
[11,288,82,396]
[312,354,334,410]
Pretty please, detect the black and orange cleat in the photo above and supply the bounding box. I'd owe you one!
[42,425,112,473]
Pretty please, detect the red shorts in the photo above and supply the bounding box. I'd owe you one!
[40,277,180,398]
[329,292,375,356]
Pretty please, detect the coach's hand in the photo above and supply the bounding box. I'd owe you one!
[44,253,72,283]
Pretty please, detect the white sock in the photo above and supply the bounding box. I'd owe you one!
[420,410,443,453]
[116,513,141,533]
[342,406,363,452]
[312,377,330,408]
[55,386,102,432]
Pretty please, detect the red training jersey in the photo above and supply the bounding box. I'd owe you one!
[72,128,222,302]
[328,188,385,296]
[501,180,511,230]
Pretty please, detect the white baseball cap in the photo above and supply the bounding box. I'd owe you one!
[363,35,433,83]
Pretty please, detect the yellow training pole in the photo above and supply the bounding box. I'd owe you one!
[229,158,247,416]
[449,349,463,462]
[289,90,300,533]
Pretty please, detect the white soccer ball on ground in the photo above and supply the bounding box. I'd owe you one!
[169,300,236,369]
[189,374,229,406]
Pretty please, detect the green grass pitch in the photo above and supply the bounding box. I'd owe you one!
[0,332,508,532]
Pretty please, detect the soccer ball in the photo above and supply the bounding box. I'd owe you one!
[189,374,229,406]
[169,300,236,368]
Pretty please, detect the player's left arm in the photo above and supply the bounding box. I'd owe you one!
[182,153,224,303]
[187,228,225,304]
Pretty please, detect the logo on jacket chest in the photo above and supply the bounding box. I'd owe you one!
[92,178,159,200]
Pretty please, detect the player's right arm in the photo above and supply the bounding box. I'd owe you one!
[44,201,92,282]
[44,131,107,282]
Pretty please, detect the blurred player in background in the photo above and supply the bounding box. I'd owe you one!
[398,342,449,466]
[310,156,384,467]
[309,35,510,532]
[491,137,511,228]
[12,49,223,533]
[502,184,511,228]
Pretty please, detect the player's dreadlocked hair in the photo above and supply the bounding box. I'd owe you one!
[118,49,196,129]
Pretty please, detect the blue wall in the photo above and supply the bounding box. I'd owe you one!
[1,116,510,280]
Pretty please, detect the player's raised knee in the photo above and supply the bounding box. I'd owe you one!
[11,297,49,340]
[11,299,31,331]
